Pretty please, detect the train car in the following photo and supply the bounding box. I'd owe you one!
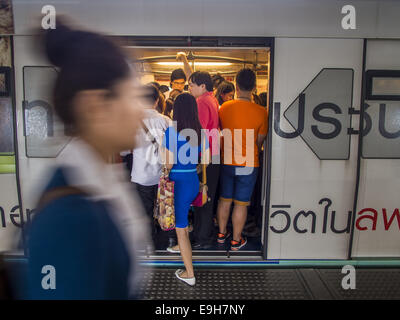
[1,0,400,270]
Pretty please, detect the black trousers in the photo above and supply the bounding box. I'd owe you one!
[133,183,158,239]
[193,163,220,244]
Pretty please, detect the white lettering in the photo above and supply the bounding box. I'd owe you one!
[41,265,56,290]
[341,5,356,30]
[41,5,56,30]
[341,265,356,290]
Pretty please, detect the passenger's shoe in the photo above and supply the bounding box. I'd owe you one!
[175,269,195,286]
[230,237,247,251]
[217,231,231,244]
[168,237,177,248]
[167,245,180,253]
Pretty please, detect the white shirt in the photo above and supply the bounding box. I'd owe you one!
[131,108,171,186]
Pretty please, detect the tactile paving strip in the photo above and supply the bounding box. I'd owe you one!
[317,268,400,300]
[138,268,312,300]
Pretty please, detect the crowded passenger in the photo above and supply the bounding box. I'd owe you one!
[162,93,210,286]
[215,80,235,107]
[131,84,171,243]
[211,73,225,94]
[166,68,187,98]
[188,71,221,249]
[217,68,268,251]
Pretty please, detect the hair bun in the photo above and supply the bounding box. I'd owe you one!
[45,20,78,67]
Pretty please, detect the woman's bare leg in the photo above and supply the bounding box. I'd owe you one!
[175,227,194,278]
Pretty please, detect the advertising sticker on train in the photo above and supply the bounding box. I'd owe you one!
[275,68,354,160]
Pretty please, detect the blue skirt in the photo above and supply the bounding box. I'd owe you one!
[169,171,199,228]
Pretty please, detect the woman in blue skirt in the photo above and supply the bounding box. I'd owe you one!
[162,93,209,286]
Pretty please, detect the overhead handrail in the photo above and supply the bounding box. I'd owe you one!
[134,52,264,65]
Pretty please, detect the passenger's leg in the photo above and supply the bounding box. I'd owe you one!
[232,167,259,242]
[217,199,232,234]
[134,183,157,240]
[232,204,248,242]
[193,163,220,244]
[176,227,194,278]
[217,165,234,235]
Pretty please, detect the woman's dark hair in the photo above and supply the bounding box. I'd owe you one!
[164,99,173,118]
[252,93,262,105]
[215,81,235,105]
[145,84,160,104]
[156,90,166,114]
[189,71,213,92]
[159,85,170,94]
[236,68,256,92]
[173,93,202,146]
[211,73,225,90]
[258,92,268,107]
[145,84,165,114]
[45,20,131,135]
[149,81,161,90]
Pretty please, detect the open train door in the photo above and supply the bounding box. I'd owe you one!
[265,38,364,260]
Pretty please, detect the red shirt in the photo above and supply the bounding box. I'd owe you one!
[196,91,220,156]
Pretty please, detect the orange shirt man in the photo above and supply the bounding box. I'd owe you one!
[217,68,268,251]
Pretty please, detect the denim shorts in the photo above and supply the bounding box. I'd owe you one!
[219,165,259,206]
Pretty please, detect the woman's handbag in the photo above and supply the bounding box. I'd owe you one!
[153,166,175,231]
[192,136,210,207]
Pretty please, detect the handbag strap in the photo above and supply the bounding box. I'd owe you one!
[201,135,207,185]
[141,119,158,147]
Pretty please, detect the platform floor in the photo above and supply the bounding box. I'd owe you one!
[138,268,400,300]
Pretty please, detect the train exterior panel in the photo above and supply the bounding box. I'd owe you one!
[1,1,400,262]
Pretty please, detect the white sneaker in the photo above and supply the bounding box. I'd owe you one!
[175,269,196,286]
[167,246,180,253]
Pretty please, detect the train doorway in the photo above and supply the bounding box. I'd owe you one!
[121,37,273,260]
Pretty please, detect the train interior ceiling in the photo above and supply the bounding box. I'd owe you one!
[125,46,270,256]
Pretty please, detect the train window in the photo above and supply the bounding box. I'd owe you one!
[366,70,400,101]
[23,67,71,158]
[0,67,14,173]
[0,97,15,173]
[0,98,13,154]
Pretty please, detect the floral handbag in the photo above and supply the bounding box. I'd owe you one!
[153,166,175,231]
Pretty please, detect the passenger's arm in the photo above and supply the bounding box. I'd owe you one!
[257,134,267,151]
[176,52,193,79]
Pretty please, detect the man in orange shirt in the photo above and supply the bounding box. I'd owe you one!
[217,68,268,251]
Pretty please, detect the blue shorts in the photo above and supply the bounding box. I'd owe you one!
[219,165,259,206]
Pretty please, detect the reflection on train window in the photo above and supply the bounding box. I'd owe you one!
[372,78,400,96]
[0,97,13,154]
[23,67,71,158]
[366,70,400,101]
